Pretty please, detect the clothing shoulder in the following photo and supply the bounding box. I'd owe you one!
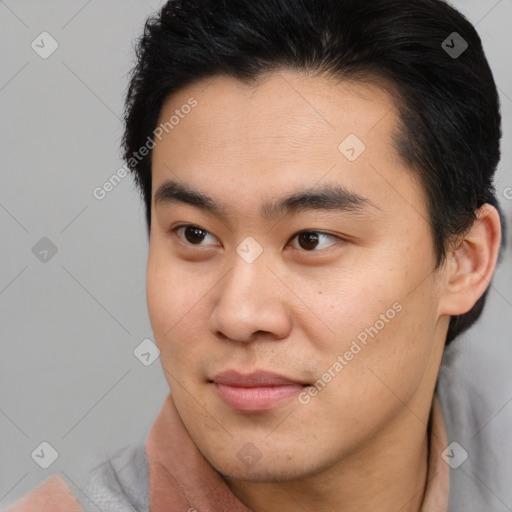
[2,444,150,512]
[2,474,84,512]
[74,443,150,512]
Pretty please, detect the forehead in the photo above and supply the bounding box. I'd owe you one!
[151,70,426,223]
[155,71,400,160]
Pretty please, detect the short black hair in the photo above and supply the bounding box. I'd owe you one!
[122,0,506,344]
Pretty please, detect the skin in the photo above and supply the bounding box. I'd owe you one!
[146,70,501,512]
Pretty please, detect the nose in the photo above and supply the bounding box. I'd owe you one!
[208,251,292,343]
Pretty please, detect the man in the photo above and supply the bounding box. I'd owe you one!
[6,0,505,510]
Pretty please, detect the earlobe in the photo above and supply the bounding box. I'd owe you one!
[439,204,502,317]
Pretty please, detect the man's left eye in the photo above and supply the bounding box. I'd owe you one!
[173,225,340,252]
[289,231,339,251]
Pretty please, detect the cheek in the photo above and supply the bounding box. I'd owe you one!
[146,263,176,336]
[323,277,440,407]
[146,249,217,368]
[300,267,400,348]
[146,240,201,331]
[308,251,438,371]
[146,251,191,355]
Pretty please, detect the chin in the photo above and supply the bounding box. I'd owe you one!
[202,444,322,483]
[215,461,309,483]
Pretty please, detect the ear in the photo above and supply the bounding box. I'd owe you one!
[439,203,502,316]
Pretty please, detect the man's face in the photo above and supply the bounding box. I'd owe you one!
[147,71,448,481]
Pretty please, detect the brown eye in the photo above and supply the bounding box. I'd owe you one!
[184,226,206,244]
[298,232,320,250]
[175,225,217,246]
[290,231,339,252]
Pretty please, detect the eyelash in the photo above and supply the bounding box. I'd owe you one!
[171,223,343,253]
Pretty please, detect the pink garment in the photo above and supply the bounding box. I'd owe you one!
[2,473,84,512]
[4,393,449,511]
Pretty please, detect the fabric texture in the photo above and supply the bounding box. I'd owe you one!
[74,443,150,512]
[1,473,84,512]
[3,392,449,511]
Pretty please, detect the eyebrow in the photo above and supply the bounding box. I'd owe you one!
[154,179,378,220]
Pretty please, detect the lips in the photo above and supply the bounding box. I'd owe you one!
[210,370,309,413]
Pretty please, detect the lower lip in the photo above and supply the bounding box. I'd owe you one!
[212,382,305,413]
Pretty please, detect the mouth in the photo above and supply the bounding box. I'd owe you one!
[209,370,309,413]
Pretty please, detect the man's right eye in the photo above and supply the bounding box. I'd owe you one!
[173,224,219,246]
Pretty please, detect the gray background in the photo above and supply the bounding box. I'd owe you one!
[0,0,511,508]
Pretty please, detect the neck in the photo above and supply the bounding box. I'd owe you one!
[224,403,431,512]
